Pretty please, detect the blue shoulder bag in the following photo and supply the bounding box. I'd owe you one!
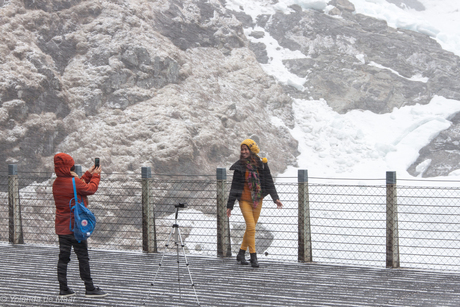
[69,177,97,242]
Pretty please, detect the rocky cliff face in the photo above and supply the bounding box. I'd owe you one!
[0,0,297,175]
[1,0,460,177]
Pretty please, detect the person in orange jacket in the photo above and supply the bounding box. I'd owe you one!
[52,153,107,298]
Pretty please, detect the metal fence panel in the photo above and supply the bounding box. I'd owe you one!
[398,185,460,271]
[309,184,387,267]
[150,178,218,256]
[3,171,460,273]
[18,172,56,246]
[89,176,143,251]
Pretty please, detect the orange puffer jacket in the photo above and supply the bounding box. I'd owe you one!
[52,153,100,235]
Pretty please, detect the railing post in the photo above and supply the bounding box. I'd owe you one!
[216,168,231,257]
[386,171,399,268]
[298,169,312,262]
[142,167,156,253]
[8,164,23,244]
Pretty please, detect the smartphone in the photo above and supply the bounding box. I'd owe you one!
[95,158,100,168]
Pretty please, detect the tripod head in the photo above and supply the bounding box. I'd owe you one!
[174,203,187,221]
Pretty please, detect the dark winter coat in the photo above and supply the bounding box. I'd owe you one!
[52,153,100,235]
[227,159,279,210]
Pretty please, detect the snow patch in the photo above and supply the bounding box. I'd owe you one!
[368,61,429,83]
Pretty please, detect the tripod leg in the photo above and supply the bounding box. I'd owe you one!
[145,225,175,305]
[152,226,175,286]
[175,226,182,299]
[177,228,200,306]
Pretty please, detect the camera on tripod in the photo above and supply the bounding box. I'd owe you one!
[174,203,187,221]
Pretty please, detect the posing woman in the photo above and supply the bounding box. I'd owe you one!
[226,139,283,267]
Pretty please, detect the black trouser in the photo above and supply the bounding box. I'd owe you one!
[57,234,94,291]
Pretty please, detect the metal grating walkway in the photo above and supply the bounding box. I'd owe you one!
[1,244,460,306]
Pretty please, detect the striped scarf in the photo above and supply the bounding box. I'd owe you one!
[245,159,262,208]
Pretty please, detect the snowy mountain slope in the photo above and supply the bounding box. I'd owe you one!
[224,0,460,178]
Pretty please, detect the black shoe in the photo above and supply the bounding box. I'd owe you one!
[85,286,108,298]
[237,249,249,265]
[250,253,259,268]
[59,288,76,298]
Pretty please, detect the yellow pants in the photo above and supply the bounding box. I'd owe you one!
[239,199,263,254]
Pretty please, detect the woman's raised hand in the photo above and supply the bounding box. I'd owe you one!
[275,199,283,209]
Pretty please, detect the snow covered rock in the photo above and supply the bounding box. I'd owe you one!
[408,112,460,177]
[232,4,460,114]
[0,0,297,175]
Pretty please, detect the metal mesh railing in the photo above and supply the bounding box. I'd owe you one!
[18,172,56,246]
[3,171,460,272]
[89,175,143,251]
[149,177,218,256]
[309,184,387,266]
[398,185,460,271]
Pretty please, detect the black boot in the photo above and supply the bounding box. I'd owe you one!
[236,249,249,265]
[250,253,259,268]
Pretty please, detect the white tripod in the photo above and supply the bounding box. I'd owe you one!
[147,203,200,306]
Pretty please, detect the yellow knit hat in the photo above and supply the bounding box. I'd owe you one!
[241,139,260,154]
[241,139,268,163]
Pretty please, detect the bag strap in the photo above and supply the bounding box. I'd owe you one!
[69,177,78,232]
[72,177,78,202]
